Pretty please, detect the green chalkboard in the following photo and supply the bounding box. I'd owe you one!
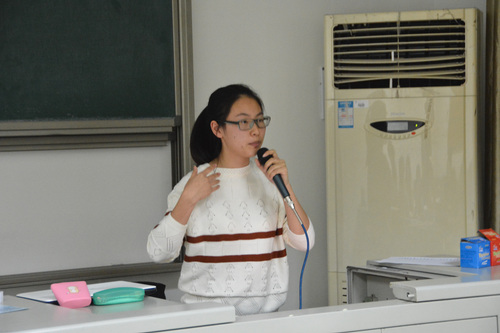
[0,0,175,121]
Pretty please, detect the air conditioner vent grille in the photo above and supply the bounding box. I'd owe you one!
[332,19,466,89]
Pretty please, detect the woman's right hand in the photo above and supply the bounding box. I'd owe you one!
[184,164,220,203]
[171,164,220,225]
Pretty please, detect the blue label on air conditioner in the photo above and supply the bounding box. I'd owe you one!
[338,101,354,128]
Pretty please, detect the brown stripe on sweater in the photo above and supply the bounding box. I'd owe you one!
[183,249,287,263]
[186,228,283,244]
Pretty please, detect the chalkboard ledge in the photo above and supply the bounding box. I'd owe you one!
[0,262,181,290]
[0,117,181,151]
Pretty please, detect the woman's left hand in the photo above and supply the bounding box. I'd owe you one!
[256,148,290,186]
[256,148,311,240]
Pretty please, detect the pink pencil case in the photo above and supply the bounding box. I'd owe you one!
[51,281,91,308]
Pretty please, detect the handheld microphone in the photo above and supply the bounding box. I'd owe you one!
[257,147,310,310]
[257,147,293,207]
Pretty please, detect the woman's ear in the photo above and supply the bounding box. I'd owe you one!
[210,120,223,138]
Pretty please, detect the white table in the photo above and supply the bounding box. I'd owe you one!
[0,295,235,332]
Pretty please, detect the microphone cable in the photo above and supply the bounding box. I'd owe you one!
[287,200,310,310]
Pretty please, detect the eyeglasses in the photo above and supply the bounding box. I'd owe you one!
[224,116,271,131]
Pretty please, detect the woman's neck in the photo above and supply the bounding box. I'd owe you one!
[212,153,250,169]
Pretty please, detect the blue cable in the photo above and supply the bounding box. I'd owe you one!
[284,198,309,310]
[299,223,310,310]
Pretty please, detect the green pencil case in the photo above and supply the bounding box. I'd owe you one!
[92,287,145,306]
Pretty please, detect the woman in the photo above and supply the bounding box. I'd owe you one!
[147,84,315,315]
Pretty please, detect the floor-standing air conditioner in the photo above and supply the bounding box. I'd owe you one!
[324,8,480,305]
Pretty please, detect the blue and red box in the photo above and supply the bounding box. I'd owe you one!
[460,236,490,268]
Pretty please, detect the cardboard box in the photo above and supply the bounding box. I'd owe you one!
[460,236,490,268]
[479,228,500,266]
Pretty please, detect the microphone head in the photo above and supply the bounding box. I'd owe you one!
[257,147,271,166]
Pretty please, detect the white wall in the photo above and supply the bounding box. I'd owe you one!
[191,0,486,310]
[0,0,486,312]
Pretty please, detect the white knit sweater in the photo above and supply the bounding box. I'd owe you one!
[147,159,314,313]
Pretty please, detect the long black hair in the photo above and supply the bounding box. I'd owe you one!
[190,84,264,165]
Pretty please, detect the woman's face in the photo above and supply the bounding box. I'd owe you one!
[212,96,266,167]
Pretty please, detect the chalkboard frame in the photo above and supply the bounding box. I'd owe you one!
[0,0,194,287]
[0,0,182,151]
